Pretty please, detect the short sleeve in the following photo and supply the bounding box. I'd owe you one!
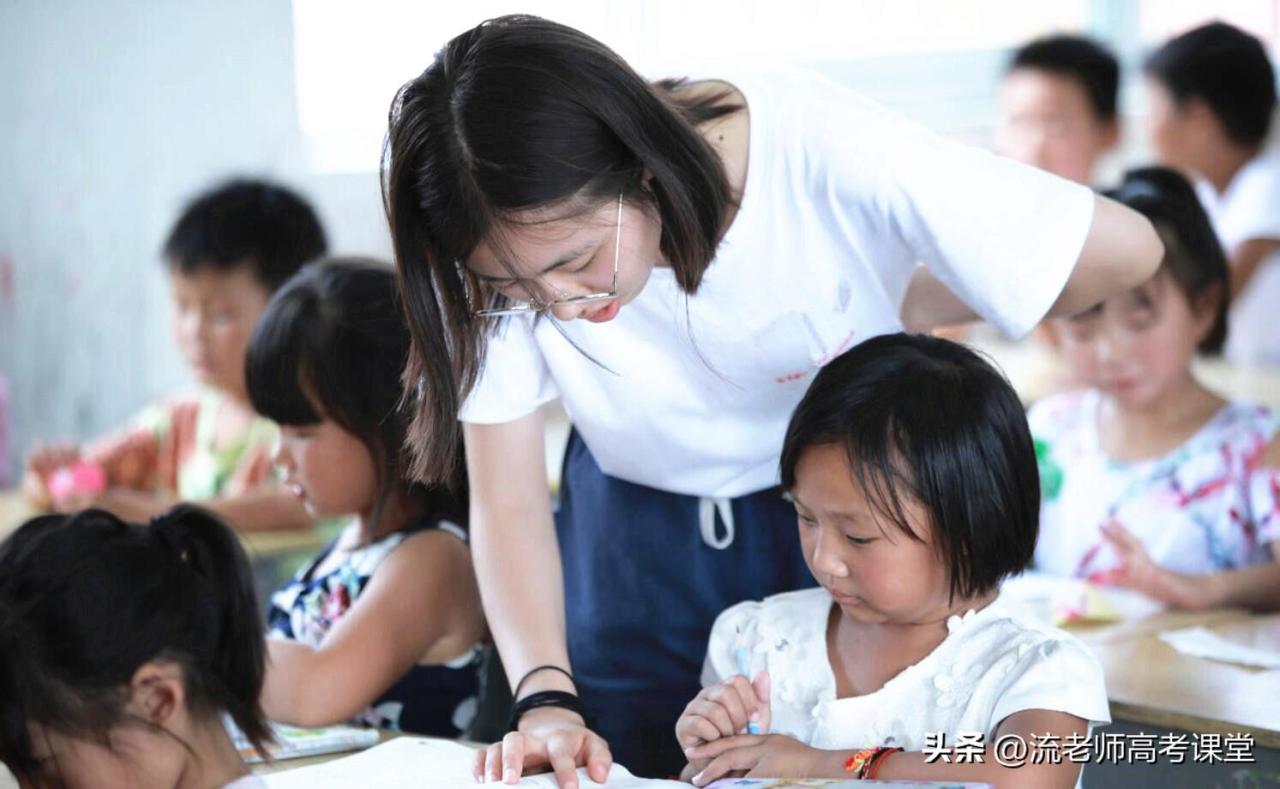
[458,317,560,424]
[1249,465,1280,547]
[989,637,1111,736]
[795,71,1094,339]
[1225,160,1280,243]
[701,599,764,688]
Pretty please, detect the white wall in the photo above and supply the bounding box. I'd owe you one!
[0,0,391,481]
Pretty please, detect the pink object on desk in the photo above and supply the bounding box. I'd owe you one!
[47,461,107,502]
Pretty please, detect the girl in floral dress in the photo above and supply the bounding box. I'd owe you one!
[247,258,486,734]
[1032,167,1280,611]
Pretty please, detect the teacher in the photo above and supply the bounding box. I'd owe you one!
[382,15,1160,785]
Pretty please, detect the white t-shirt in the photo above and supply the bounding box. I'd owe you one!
[460,67,1095,498]
[224,775,268,789]
[702,587,1111,752]
[1196,149,1280,367]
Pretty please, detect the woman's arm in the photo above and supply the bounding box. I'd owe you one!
[465,413,612,789]
[262,529,484,726]
[902,194,1163,333]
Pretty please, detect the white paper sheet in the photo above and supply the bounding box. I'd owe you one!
[1159,626,1280,669]
[262,738,685,788]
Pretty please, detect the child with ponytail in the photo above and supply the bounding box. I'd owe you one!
[0,506,271,789]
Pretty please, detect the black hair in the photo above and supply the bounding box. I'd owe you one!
[0,506,270,781]
[163,177,329,291]
[382,14,740,484]
[780,333,1039,601]
[245,257,468,541]
[1009,34,1120,121]
[1145,21,1278,147]
[1103,166,1230,354]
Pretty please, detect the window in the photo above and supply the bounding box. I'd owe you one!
[291,0,1089,172]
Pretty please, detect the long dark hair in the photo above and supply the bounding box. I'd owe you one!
[382,14,739,483]
[1104,166,1230,354]
[245,257,468,540]
[0,507,271,781]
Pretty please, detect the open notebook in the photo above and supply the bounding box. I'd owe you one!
[260,737,989,788]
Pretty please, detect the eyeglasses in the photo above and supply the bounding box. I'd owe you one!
[473,193,622,317]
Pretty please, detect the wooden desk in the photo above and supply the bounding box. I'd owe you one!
[0,489,327,560]
[1080,613,1280,749]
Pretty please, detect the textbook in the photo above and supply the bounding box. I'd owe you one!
[229,720,381,763]
[260,736,990,788]
[705,779,991,788]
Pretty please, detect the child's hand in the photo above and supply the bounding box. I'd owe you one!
[1094,521,1203,610]
[684,733,823,786]
[676,672,770,775]
[22,442,82,509]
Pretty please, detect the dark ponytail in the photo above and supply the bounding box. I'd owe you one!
[383,14,739,484]
[0,507,271,780]
[150,505,271,750]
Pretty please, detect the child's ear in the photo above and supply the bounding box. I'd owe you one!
[1100,118,1121,151]
[1190,283,1224,345]
[127,661,186,726]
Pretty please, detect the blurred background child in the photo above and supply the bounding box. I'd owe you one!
[997,33,1121,185]
[22,178,327,531]
[1145,21,1280,368]
[1033,167,1280,611]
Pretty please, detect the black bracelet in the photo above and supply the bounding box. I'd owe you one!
[507,690,595,733]
[513,664,577,700]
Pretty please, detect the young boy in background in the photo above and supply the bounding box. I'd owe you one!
[23,178,327,531]
[997,34,1121,184]
[1145,21,1280,368]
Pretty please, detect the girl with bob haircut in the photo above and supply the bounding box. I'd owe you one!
[384,14,1162,781]
[679,333,1108,788]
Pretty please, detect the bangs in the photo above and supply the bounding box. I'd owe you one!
[244,286,322,426]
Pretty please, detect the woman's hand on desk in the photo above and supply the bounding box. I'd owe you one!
[473,706,611,789]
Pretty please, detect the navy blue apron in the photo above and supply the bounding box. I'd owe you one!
[554,429,815,777]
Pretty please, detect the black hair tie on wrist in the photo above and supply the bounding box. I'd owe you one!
[513,664,578,700]
[507,690,595,733]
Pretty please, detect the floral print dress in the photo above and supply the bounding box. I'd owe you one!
[266,518,481,736]
[1030,390,1280,579]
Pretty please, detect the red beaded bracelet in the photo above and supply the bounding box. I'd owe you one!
[866,746,902,779]
[843,746,903,779]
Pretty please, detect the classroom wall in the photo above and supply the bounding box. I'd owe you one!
[0,0,391,482]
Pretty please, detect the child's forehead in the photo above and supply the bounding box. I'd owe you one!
[167,261,269,298]
[1002,68,1097,114]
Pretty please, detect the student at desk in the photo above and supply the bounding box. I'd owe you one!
[679,335,1109,788]
[1033,167,1280,612]
[384,15,1161,782]
[0,506,272,788]
[246,259,486,736]
[21,178,327,532]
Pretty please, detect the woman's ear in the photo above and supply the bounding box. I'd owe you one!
[126,661,186,727]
